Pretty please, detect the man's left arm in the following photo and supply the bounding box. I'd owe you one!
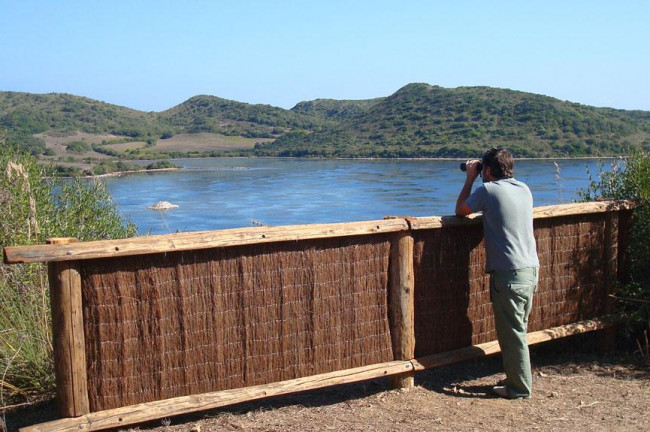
[456,160,481,216]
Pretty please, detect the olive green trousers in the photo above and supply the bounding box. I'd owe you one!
[490,267,539,399]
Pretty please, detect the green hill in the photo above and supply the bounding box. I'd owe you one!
[2,84,650,162]
[0,92,171,154]
[290,98,384,121]
[255,83,650,158]
[157,95,324,138]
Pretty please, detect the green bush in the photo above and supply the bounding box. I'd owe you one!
[146,160,180,170]
[0,140,137,405]
[65,140,92,153]
[579,151,650,357]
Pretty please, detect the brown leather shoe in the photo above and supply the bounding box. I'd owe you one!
[492,386,509,398]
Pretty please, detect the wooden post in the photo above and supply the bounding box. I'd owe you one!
[600,211,619,351]
[389,231,415,389]
[47,237,90,417]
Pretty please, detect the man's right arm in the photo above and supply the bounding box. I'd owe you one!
[455,179,475,216]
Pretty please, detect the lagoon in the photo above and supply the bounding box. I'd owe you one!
[103,158,615,235]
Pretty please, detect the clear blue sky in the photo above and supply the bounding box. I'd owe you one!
[1,0,649,112]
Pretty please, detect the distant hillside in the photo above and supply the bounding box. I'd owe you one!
[255,83,650,158]
[0,92,171,154]
[291,98,384,121]
[2,84,650,162]
[157,95,323,138]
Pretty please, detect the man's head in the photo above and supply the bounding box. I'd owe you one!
[482,147,514,180]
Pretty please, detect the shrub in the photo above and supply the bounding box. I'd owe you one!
[0,140,137,406]
[146,160,180,170]
[65,140,92,153]
[579,151,650,358]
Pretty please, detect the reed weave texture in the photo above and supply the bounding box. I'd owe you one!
[81,237,393,411]
[413,213,613,357]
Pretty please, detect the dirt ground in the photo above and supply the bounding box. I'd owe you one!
[5,335,649,432]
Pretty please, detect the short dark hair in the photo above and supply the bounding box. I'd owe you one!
[482,146,514,179]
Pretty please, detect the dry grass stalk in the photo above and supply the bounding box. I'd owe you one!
[5,161,39,240]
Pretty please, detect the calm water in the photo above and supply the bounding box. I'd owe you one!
[103,158,615,235]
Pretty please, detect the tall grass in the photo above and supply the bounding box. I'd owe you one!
[0,138,137,408]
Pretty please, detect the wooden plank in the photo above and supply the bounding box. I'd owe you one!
[4,202,636,263]
[408,213,482,230]
[46,238,89,417]
[531,200,635,219]
[389,232,415,389]
[19,360,413,432]
[601,212,619,350]
[411,317,616,371]
[409,200,635,230]
[4,219,409,264]
[24,317,615,431]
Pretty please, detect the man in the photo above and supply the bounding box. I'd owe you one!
[455,146,539,399]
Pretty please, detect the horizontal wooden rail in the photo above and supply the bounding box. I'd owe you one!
[3,201,633,264]
[20,317,614,432]
[19,361,414,432]
[4,219,408,264]
[409,200,635,230]
[411,317,616,370]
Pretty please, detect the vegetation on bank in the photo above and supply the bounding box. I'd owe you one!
[54,159,181,177]
[580,152,650,363]
[0,140,137,406]
[2,84,650,173]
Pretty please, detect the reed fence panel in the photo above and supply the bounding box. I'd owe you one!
[412,208,630,358]
[79,236,394,411]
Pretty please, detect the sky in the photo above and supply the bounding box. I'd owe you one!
[1,1,649,112]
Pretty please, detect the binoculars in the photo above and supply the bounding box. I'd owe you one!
[460,162,483,172]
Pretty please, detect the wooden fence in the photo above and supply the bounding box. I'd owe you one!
[3,201,633,432]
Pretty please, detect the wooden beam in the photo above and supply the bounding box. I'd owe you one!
[46,238,89,417]
[409,200,636,230]
[601,212,619,350]
[389,232,415,389]
[19,361,414,432]
[411,317,616,371]
[532,200,636,220]
[4,219,409,264]
[4,201,636,263]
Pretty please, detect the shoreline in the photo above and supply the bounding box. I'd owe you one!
[51,155,619,179]
[45,167,181,180]
[88,167,180,178]
[125,154,620,163]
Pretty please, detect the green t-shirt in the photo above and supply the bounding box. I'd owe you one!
[466,178,539,272]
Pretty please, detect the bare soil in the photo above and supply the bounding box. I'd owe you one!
[151,133,272,152]
[5,336,649,432]
[35,131,271,165]
[101,133,272,154]
[35,131,119,159]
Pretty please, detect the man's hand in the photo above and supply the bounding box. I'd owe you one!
[455,159,481,216]
[464,159,482,181]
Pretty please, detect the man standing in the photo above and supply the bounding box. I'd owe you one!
[455,147,539,399]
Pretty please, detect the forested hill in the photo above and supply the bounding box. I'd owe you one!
[263,83,650,157]
[0,91,173,153]
[157,95,323,137]
[2,83,650,158]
